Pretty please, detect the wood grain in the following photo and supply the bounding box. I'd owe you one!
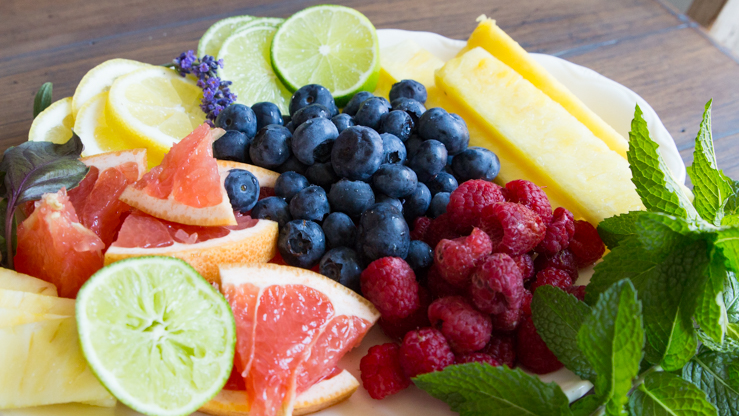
[687,0,729,26]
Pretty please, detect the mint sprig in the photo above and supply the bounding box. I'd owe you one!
[629,372,717,415]
[683,349,739,414]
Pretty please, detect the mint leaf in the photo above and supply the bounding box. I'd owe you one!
[696,258,732,346]
[577,279,643,415]
[699,271,739,353]
[629,372,718,415]
[683,349,739,415]
[725,215,739,227]
[570,395,603,416]
[532,286,594,381]
[628,105,698,221]
[597,211,641,249]
[717,227,739,274]
[687,101,734,226]
[413,363,572,416]
[724,180,739,217]
[33,82,53,118]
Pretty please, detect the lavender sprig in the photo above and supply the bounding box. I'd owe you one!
[172,50,237,125]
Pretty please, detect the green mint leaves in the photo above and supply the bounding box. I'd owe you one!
[683,349,739,414]
[629,372,717,415]
[33,82,53,118]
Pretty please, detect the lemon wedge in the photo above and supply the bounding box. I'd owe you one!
[28,97,75,144]
[72,59,149,117]
[74,91,130,157]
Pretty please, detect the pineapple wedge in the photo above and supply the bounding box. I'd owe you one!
[0,317,115,409]
[0,288,75,315]
[374,40,444,99]
[0,268,57,296]
[0,307,67,327]
[435,47,643,224]
[461,17,629,158]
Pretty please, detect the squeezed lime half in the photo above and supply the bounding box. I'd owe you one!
[76,257,235,416]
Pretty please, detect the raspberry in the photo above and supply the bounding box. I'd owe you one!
[447,180,505,232]
[512,253,535,281]
[361,257,420,320]
[535,207,575,256]
[516,316,563,374]
[360,343,411,399]
[410,216,432,241]
[490,308,522,332]
[521,289,533,316]
[435,228,492,288]
[399,328,455,378]
[428,296,492,354]
[505,179,553,225]
[477,202,546,256]
[456,352,500,366]
[379,287,432,341]
[482,332,516,368]
[424,213,463,249]
[569,220,606,267]
[530,267,573,293]
[469,253,524,314]
[565,285,586,301]
[534,249,578,282]
[427,263,466,299]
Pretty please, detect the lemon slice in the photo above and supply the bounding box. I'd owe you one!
[197,15,256,59]
[28,97,75,144]
[74,91,130,157]
[72,59,149,117]
[270,5,380,106]
[106,66,205,166]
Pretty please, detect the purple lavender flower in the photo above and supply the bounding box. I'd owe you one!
[172,51,237,125]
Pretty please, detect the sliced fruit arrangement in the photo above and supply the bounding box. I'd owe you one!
[28,96,74,144]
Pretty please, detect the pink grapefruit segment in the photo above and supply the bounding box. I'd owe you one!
[219,264,380,416]
[14,189,105,298]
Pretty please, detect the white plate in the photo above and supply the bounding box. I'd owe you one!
[7,29,686,416]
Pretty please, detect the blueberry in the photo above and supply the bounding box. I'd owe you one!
[405,240,433,271]
[389,80,427,103]
[375,193,403,214]
[331,113,355,133]
[331,126,384,181]
[426,172,459,195]
[223,169,260,213]
[372,164,417,198]
[289,185,330,222]
[249,125,292,169]
[322,212,357,249]
[319,247,362,292]
[213,130,249,163]
[216,104,258,138]
[429,192,450,218]
[305,162,340,191]
[278,219,326,268]
[275,171,310,203]
[289,84,337,116]
[379,110,414,142]
[405,134,424,160]
[409,139,448,183]
[252,197,292,227]
[343,91,374,116]
[251,102,283,130]
[380,133,407,165]
[451,147,501,182]
[291,117,339,165]
[391,97,426,126]
[353,97,389,130]
[285,121,295,133]
[328,179,375,217]
[418,107,470,155]
[402,182,431,222]
[356,202,410,263]
[277,155,308,175]
[291,104,331,128]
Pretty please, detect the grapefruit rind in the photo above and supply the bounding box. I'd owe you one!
[81,148,148,179]
[219,263,380,323]
[216,160,280,188]
[199,369,359,416]
[105,219,279,285]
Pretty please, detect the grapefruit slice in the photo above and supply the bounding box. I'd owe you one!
[68,148,148,247]
[14,189,105,298]
[119,124,238,226]
[217,263,379,416]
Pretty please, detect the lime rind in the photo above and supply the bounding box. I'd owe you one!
[219,26,293,114]
[270,4,380,107]
[232,17,285,33]
[197,15,256,59]
[76,256,236,416]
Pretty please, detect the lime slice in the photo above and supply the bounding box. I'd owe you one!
[219,26,293,114]
[233,17,285,32]
[28,97,75,144]
[76,257,236,416]
[197,15,255,59]
[271,5,380,106]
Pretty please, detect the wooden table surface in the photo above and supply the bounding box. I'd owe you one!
[2,0,738,179]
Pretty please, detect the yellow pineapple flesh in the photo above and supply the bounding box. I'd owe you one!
[0,288,75,316]
[0,268,58,297]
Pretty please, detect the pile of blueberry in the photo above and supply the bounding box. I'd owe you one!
[211,81,500,292]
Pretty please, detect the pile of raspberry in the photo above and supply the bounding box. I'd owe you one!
[358,179,605,400]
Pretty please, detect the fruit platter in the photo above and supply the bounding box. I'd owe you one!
[3,4,738,416]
